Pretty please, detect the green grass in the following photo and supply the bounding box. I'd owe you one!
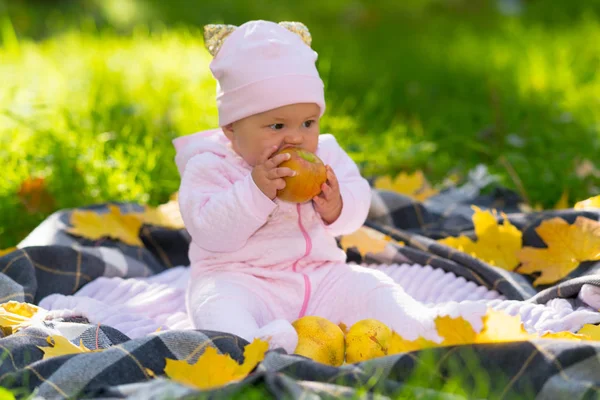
[0,26,215,246]
[1,0,600,248]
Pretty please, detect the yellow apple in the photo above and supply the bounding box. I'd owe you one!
[292,316,345,366]
[275,147,327,203]
[345,319,392,363]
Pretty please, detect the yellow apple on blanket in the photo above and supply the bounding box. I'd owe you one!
[345,319,392,363]
[275,147,327,203]
[292,316,345,366]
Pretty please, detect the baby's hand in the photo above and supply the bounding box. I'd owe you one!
[252,146,297,200]
[313,166,343,225]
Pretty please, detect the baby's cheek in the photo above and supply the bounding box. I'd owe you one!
[306,135,319,153]
[247,144,267,166]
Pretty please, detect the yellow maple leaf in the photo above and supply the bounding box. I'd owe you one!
[475,309,534,343]
[0,301,41,335]
[517,217,600,286]
[541,331,589,341]
[354,311,590,360]
[236,337,269,375]
[388,333,437,354]
[577,324,600,340]
[37,335,94,360]
[475,309,588,343]
[165,348,240,389]
[438,206,522,270]
[339,226,397,257]
[374,170,439,202]
[574,195,600,210]
[67,205,144,246]
[435,315,477,346]
[164,338,268,390]
[0,247,16,257]
[1,302,39,319]
[387,315,476,354]
[142,192,185,229]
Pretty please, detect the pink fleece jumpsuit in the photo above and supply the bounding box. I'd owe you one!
[174,129,440,353]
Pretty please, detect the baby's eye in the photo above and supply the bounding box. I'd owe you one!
[303,120,315,128]
[269,123,285,130]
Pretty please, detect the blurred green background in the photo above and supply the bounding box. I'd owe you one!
[1,0,600,248]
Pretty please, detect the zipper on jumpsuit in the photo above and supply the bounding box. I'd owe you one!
[292,203,312,319]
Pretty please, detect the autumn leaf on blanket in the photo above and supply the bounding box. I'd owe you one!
[541,331,590,341]
[17,177,56,214]
[164,338,268,390]
[67,205,144,246]
[577,324,600,340]
[388,315,477,353]
[438,206,522,270]
[472,309,588,343]
[435,315,478,346]
[340,226,400,257]
[0,301,42,335]
[388,333,437,354]
[474,309,534,343]
[385,311,591,354]
[38,335,95,360]
[517,217,600,286]
[478,310,589,343]
[142,192,185,229]
[574,195,600,210]
[0,247,17,257]
[374,170,438,201]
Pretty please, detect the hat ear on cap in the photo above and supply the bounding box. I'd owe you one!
[203,21,313,57]
[277,21,312,47]
[203,24,237,57]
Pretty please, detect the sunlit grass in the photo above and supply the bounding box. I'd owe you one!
[0,27,216,245]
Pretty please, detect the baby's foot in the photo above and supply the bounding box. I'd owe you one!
[254,319,298,354]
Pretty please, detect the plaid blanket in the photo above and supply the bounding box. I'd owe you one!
[1,179,600,399]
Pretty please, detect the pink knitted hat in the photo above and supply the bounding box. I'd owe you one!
[204,20,326,127]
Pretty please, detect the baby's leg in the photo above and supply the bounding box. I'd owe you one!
[186,271,298,353]
[308,264,441,342]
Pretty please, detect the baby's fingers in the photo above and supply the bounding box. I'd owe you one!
[326,166,339,191]
[265,152,291,169]
[258,145,279,165]
[313,195,324,207]
[272,178,286,190]
[321,182,333,199]
[267,167,296,180]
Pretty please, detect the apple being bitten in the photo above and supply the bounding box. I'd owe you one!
[275,147,327,203]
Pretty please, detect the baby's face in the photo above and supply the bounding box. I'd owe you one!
[222,103,321,166]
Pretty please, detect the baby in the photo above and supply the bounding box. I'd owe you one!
[173,20,440,353]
